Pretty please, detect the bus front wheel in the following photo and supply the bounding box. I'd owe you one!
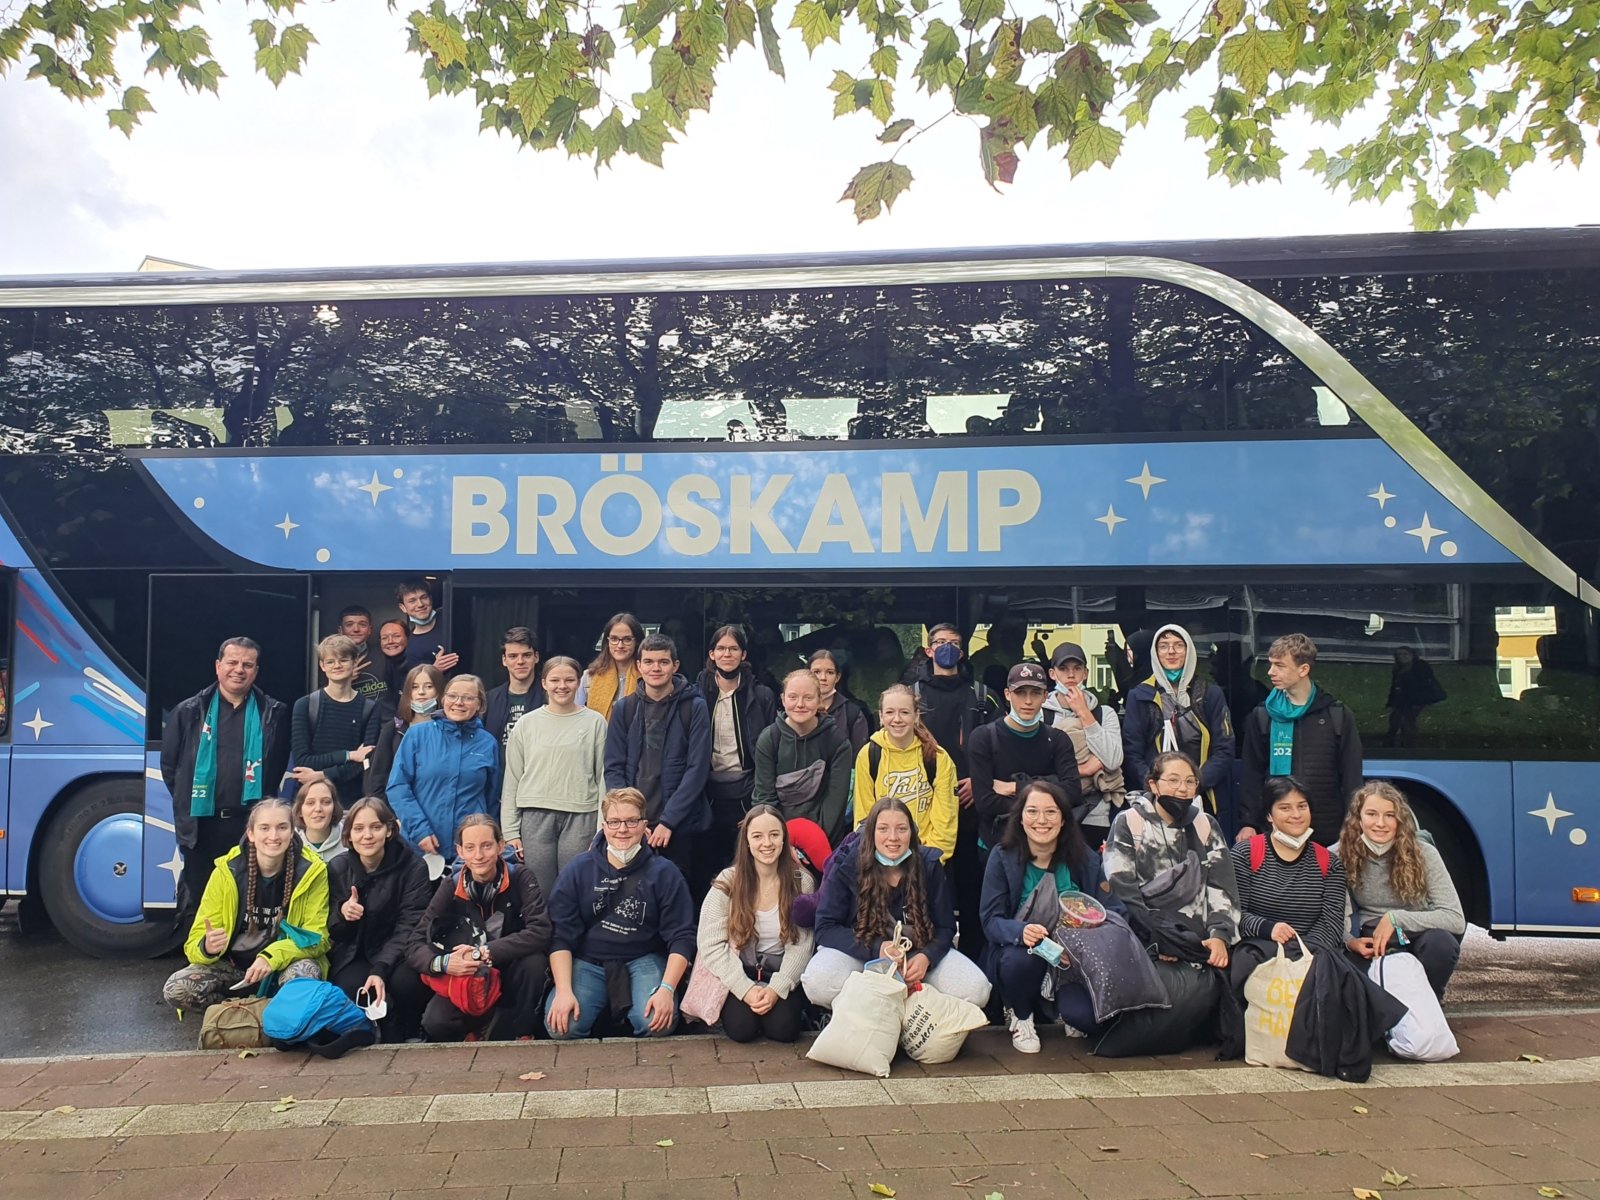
[36,781,178,959]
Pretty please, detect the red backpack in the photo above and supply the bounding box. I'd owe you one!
[1248,833,1330,876]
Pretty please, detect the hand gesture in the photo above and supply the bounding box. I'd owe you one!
[433,649,460,673]
[289,766,324,785]
[360,975,387,1005]
[1064,684,1093,721]
[1234,825,1257,845]
[1346,935,1377,959]
[202,917,229,957]
[1021,923,1050,948]
[745,985,777,1015]
[878,940,906,965]
[242,955,273,985]
[340,887,365,923]
[547,988,580,1037]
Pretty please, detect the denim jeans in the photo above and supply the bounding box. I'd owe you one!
[544,953,673,1038]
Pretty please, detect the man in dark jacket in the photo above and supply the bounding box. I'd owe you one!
[484,626,545,746]
[604,634,711,880]
[1238,633,1364,847]
[1122,623,1235,814]
[915,623,999,955]
[160,636,291,924]
[695,626,777,895]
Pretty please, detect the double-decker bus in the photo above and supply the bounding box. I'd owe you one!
[0,229,1596,956]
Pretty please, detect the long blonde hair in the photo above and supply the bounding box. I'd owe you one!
[1338,780,1429,905]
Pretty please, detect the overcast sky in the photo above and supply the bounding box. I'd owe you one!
[1,5,1594,276]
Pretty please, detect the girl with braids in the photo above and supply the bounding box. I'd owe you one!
[851,684,958,862]
[696,806,816,1043]
[1339,780,1465,998]
[162,797,330,1013]
[801,796,990,1010]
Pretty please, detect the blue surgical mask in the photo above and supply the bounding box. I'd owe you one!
[1053,681,1072,695]
[931,643,961,669]
[1009,707,1044,727]
[407,610,434,629]
[412,697,438,714]
[875,848,914,867]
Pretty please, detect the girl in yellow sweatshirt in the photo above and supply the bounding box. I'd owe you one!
[853,684,958,862]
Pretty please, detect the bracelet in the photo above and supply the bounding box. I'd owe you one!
[654,982,676,996]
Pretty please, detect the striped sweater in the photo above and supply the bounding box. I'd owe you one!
[1229,838,1349,952]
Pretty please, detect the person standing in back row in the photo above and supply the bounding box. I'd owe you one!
[288,635,383,807]
[696,625,777,887]
[395,579,460,675]
[968,664,1080,857]
[484,626,545,746]
[604,634,711,884]
[1043,641,1125,850]
[1122,624,1235,823]
[1238,633,1363,847]
[161,637,291,925]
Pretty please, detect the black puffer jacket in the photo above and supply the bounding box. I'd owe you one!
[1238,689,1364,844]
[695,665,777,774]
[327,838,434,980]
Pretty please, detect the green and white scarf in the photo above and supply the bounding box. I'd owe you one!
[1264,684,1316,776]
[190,690,265,817]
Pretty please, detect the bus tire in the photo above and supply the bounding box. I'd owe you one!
[1405,789,1488,929]
[36,780,178,959]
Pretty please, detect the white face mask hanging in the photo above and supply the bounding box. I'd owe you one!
[1361,834,1395,857]
[1271,827,1314,852]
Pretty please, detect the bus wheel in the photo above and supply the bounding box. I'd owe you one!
[1407,791,1488,929]
[36,781,178,959]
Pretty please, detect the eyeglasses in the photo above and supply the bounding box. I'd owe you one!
[607,636,636,646]
[442,693,476,704]
[711,644,743,654]
[1156,775,1200,788]
[603,817,645,830]
[930,638,961,648]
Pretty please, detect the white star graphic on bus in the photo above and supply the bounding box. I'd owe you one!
[1528,792,1574,836]
[275,513,299,538]
[1405,512,1446,553]
[1368,483,1395,508]
[1095,505,1126,535]
[23,709,52,739]
[1125,462,1167,501]
[159,847,184,888]
[356,471,393,505]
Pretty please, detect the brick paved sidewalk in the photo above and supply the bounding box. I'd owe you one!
[3,1012,1599,1200]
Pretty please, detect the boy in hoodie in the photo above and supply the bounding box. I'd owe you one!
[1122,624,1236,821]
[1238,633,1363,847]
[604,634,712,885]
[1043,642,1126,848]
[544,787,697,1038]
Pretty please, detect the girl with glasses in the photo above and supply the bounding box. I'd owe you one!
[578,612,645,720]
[387,674,500,861]
[543,787,697,1039]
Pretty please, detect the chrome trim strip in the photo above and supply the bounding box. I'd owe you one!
[1499,924,1600,934]
[3,253,1590,606]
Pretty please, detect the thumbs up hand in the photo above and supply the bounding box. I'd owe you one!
[202,917,229,956]
[340,886,365,923]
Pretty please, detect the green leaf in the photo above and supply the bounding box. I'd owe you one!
[255,44,288,86]
[594,108,626,166]
[509,73,562,132]
[958,0,1003,29]
[725,0,756,49]
[790,1,842,53]
[878,116,914,141]
[1212,0,1244,32]
[840,160,913,221]
[1219,28,1288,96]
[756,2,784,76]
[623,109,674,165]
[250,19,276,51]
[915,19,961,91]
[280,24,316,72]
[869,45,899,78]
[1065,119,1123,174]
[416,17,468,69]
[1020,16,1064,54]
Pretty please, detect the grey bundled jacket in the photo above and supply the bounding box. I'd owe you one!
[1102,791,1242,945]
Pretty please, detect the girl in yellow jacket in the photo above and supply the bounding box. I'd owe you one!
[162,797,331,1013]
[852,684,958,862]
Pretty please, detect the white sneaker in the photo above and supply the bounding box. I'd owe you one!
[1010,1012,1041,1054]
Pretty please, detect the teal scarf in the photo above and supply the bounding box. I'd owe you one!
[190,691,265,817]
[1264,685,1316,776]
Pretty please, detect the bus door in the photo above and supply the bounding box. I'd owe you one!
[141,573,312,908]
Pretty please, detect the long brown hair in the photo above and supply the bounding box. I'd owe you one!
[714,805,800,950]
[853,797,933,950]
[397,663,445,724]
[879,683,940,761]
[243,798,298,931]
[1338,780,1429,905]
[585,612,645,677]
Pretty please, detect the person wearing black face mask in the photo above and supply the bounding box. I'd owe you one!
[695,625,777,895]
[1103,751,1241,970]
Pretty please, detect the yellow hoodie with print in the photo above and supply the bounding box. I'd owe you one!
[852,731,958,862]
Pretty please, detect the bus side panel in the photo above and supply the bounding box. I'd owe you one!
[7,749,144,900]
[1511,762,1599,931]
[1365,760,1515,927]
[0,748,10,892]
[142,754,180,909]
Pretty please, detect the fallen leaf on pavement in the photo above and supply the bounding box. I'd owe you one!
[868,1185,897,1198]
[237,1049,259,1059]
[1352,1105,1369,1115]
[983,1193,1005,1200]
[1520,1054,1546,1063]
[1509,1151,1528,1158]
[1381,1169,1409,1185]
[52,1106,77,1115]
[1250,1153,1270,1160]
[278,1096,296,1104]
[1316,1148,1334,1156]
[655,1138,674,1148]
[518,1071,546,1081]
[1537,1189,1565,1198]
[270,1102,296,1113]
[1097,1145,1119,1153]
[1351,1189,1381,1200]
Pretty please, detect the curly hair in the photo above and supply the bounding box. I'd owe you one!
[715,805,800,951]
[244,798,297,931]
[853,797,934,951]
[1338,780,1429,905]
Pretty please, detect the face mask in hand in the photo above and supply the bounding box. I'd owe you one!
[1272,827,1314,851]
[931,643,962,669]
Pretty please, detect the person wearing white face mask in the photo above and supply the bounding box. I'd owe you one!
[543,787,697,1039]
[1227,775,1350,999]
[1338,781,1465,999]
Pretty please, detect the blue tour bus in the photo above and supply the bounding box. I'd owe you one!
[0,229,1596,956]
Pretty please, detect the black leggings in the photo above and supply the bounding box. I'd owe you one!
[421,953,550,1041]
[720,983,806,1043]
[330,957,431,1042]
[993,945,1101,1031]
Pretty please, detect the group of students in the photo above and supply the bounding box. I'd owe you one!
[157,597,1463,1056]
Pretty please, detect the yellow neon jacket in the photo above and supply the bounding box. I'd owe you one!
[183,841,330,976]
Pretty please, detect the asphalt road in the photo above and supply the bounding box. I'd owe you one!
[1,910,1596,1060]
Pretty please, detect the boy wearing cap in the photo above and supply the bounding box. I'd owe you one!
[1042,643,1126,848]
[968,663,1081,859]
